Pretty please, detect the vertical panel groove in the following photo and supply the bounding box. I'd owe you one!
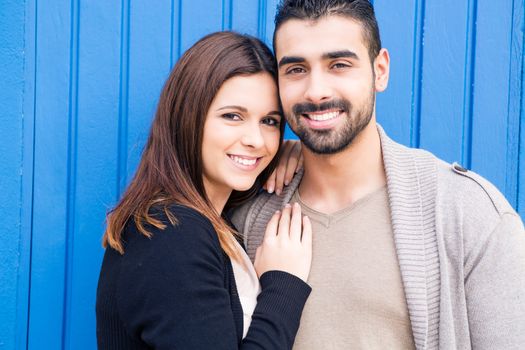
[170,0,175,66]
[22,1,38,348]
[222,0,232,30]
[517,60,523,211]
[62,0,80,348]
[229,0,234,31]
[257,0,267,40]
[177,2,182,59]
[117,0,130,198]
[170,0,182,64]
[461,0,477,169]
[506,0,523,209]
[410,0,425,148]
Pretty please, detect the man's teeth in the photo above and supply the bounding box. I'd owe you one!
[308,111,340,121]
[231,155,257,166]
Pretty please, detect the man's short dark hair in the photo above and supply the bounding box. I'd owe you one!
[273,0,381,63]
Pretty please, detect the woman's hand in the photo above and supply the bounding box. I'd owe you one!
[254,202,312,282]
[264,140,303,196]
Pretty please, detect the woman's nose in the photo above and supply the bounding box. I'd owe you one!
[240,123,265,149]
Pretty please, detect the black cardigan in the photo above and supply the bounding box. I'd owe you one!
[96,205,311,349]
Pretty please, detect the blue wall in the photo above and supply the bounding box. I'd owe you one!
[0,0,29,349]
[1,0,523,349]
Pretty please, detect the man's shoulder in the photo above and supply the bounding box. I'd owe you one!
[433,158,516,218]
[230,170,303,234]
[380,128,515,218]
[230,191,280,234]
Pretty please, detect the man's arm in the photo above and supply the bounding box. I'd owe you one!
[464,212,525,349]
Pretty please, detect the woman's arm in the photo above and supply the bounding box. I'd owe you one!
[117,206,310,349]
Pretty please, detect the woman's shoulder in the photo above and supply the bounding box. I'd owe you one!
[153,203,213,226]
[122,204,221,254]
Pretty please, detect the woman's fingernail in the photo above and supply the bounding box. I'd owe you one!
[267,186,274,193]
[285,203,291,208]
[284,180,289,186]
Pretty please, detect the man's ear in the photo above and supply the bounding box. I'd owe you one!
[374,48,390,92]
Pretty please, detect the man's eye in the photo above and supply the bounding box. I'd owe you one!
[286,67,305,75]
[262,117,281,127]
[222,113,242,121]
[332,62,351,69]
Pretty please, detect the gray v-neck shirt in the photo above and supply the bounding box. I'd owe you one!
[290,186,415,350]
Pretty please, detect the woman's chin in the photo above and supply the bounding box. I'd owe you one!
[231,180,256,192]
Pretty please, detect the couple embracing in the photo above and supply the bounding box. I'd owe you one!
[96,0,525,349]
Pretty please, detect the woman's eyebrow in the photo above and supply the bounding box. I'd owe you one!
[217,105,248,112]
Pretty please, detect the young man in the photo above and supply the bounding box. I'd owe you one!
[232,0,525,349]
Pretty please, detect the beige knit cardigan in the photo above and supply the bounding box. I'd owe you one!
[231,125,525,350]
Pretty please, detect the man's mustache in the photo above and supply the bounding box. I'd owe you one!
[292,99,351,116]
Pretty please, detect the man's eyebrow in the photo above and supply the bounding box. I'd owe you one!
[322,50,359,60]
[278,51,359,68]
[278,56,305,68]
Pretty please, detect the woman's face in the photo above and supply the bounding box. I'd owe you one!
[202,73,281,198]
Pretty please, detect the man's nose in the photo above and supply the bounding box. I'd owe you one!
[303,70,332,104]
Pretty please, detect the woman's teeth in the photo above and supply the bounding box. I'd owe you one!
[230,155,257,166]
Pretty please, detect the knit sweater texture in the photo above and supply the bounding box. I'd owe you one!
[231,125,525,350]
[96,205,311,349]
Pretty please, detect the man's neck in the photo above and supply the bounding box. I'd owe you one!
[298,120,386,214]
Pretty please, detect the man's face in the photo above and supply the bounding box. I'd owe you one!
[275,16,385,154]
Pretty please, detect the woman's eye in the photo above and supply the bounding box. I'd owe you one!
[222,113,242,121]
[262,116,281,127]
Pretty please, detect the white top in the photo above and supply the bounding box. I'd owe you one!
[230,239,261,338]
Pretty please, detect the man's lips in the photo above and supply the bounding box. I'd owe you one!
[301,110,344,129]
[302,109,343,122]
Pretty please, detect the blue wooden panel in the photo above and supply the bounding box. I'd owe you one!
[0,1,27,349]
[180,0,223,53]
[418,0,472,164]
[470,0,516,203]
[125,0,172,188]
[261,0,279,46]
[374,0,418,146]
[28,0,73,348]
[65,2,122,349]
[231,0,259,35]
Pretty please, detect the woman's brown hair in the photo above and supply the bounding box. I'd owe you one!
[103,32,284,260]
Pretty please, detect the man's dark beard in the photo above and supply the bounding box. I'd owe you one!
[288,91,375,155]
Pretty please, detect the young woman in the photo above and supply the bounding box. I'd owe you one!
[96,32,312,349]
